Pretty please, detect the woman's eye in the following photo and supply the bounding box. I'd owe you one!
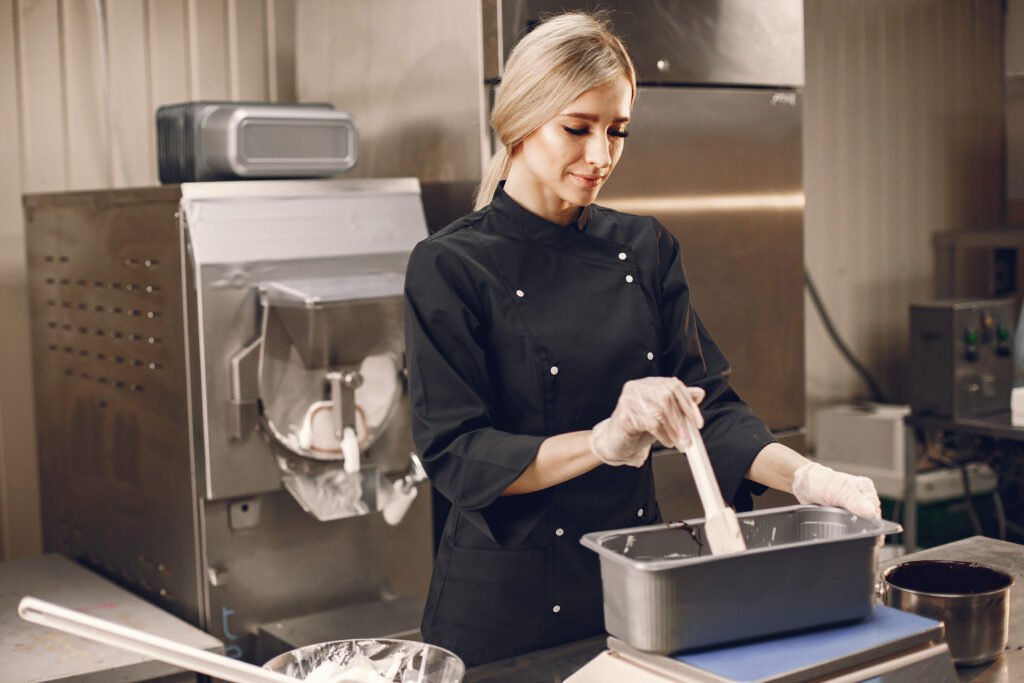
[563,125,629,138]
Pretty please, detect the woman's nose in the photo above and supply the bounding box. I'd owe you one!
[585,135,612,169]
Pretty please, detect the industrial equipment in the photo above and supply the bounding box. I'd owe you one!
[24,178,434,662]
[908,298,1015,419]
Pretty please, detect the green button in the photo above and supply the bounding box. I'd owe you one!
[965,329,979,345]
[998,327,1010,341]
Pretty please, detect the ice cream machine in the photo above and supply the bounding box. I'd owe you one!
[25,178,435,662]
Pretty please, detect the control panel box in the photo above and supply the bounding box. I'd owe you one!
[908,299,1014,418]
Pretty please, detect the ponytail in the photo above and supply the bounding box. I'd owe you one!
[474,147,512,211]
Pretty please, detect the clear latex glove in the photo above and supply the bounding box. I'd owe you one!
[589,377,705,467]
[792,461,882,519]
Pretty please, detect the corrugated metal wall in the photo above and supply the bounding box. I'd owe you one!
[1009,0,1024,223]
[295,0,487,230]
[803,0,1005,437]
[0,0,295,560]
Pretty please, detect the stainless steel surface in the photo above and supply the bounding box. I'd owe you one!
[187,278,283,499]
[180,177,427,500]
[881,561,1013,666]
[202,105,358,179]
[1,554,221,683]
[600,86,805,432]
[908,299,1015,419]
[263,639,465,682]
[581,505,900,654]
[878,536,1024,682]
[191,179,431,657]
[18,597,292,683]
[466,537,1024,682]
[259,277,404,368]
[23,186,205,627]
[499,0,804,87]
[257,596,425,663]
[605,627,954,683]
[202,487,433,659]
[229,338,262,441]
[25,181,435,662]
[157,103,358,183]
[257,296,403,464]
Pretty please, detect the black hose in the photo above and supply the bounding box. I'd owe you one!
[958,463,984,537]
[804,267,889,404]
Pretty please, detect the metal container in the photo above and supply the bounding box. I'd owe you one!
[881,560,1014,666]
[263,639,465,682]
[580,505,902,654]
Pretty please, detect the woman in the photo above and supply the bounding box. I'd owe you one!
[403,12,879,667]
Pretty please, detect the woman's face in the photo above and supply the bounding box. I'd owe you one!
[505,76,632,225]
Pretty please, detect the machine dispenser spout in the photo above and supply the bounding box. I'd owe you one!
[379,454,428,526]
[327,370,364,474]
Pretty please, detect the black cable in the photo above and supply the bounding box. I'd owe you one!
[993,489,1007,541]
[958,463,984,537]
[804,267,889,403]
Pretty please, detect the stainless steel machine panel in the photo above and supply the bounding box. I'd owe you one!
[909,299,1015,418]
[26,179,436,663]
[500,0,804,87]
[24,186,205,626]
[600,86,805,432]
[180,178,428,501]
[203,489,433,660]
[194,284,283,498]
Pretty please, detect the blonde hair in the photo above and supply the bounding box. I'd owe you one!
[474,12,637,210]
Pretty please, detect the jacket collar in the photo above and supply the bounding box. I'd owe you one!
[489,182,594,248]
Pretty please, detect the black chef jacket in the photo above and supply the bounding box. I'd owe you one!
[402,184,776,667]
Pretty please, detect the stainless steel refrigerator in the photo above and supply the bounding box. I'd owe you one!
[497,1,806,512]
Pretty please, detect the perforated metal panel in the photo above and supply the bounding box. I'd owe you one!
[23,186,202,624]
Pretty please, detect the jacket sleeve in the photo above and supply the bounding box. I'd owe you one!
[403,237,545,541]
[655,224,774,507]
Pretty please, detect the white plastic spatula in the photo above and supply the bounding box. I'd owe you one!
[18,596,296,683]
[681,418,747,555]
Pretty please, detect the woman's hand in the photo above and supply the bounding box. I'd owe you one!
[589,377,705,467]
[791,461,882,519]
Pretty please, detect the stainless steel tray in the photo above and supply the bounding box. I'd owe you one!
[580,505,902,654]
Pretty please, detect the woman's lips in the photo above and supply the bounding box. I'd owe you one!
[570,173,604,189]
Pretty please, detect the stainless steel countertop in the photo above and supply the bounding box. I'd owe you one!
[878,536,1024,683]
[468,535,1024,682]
[0,554,223,682]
